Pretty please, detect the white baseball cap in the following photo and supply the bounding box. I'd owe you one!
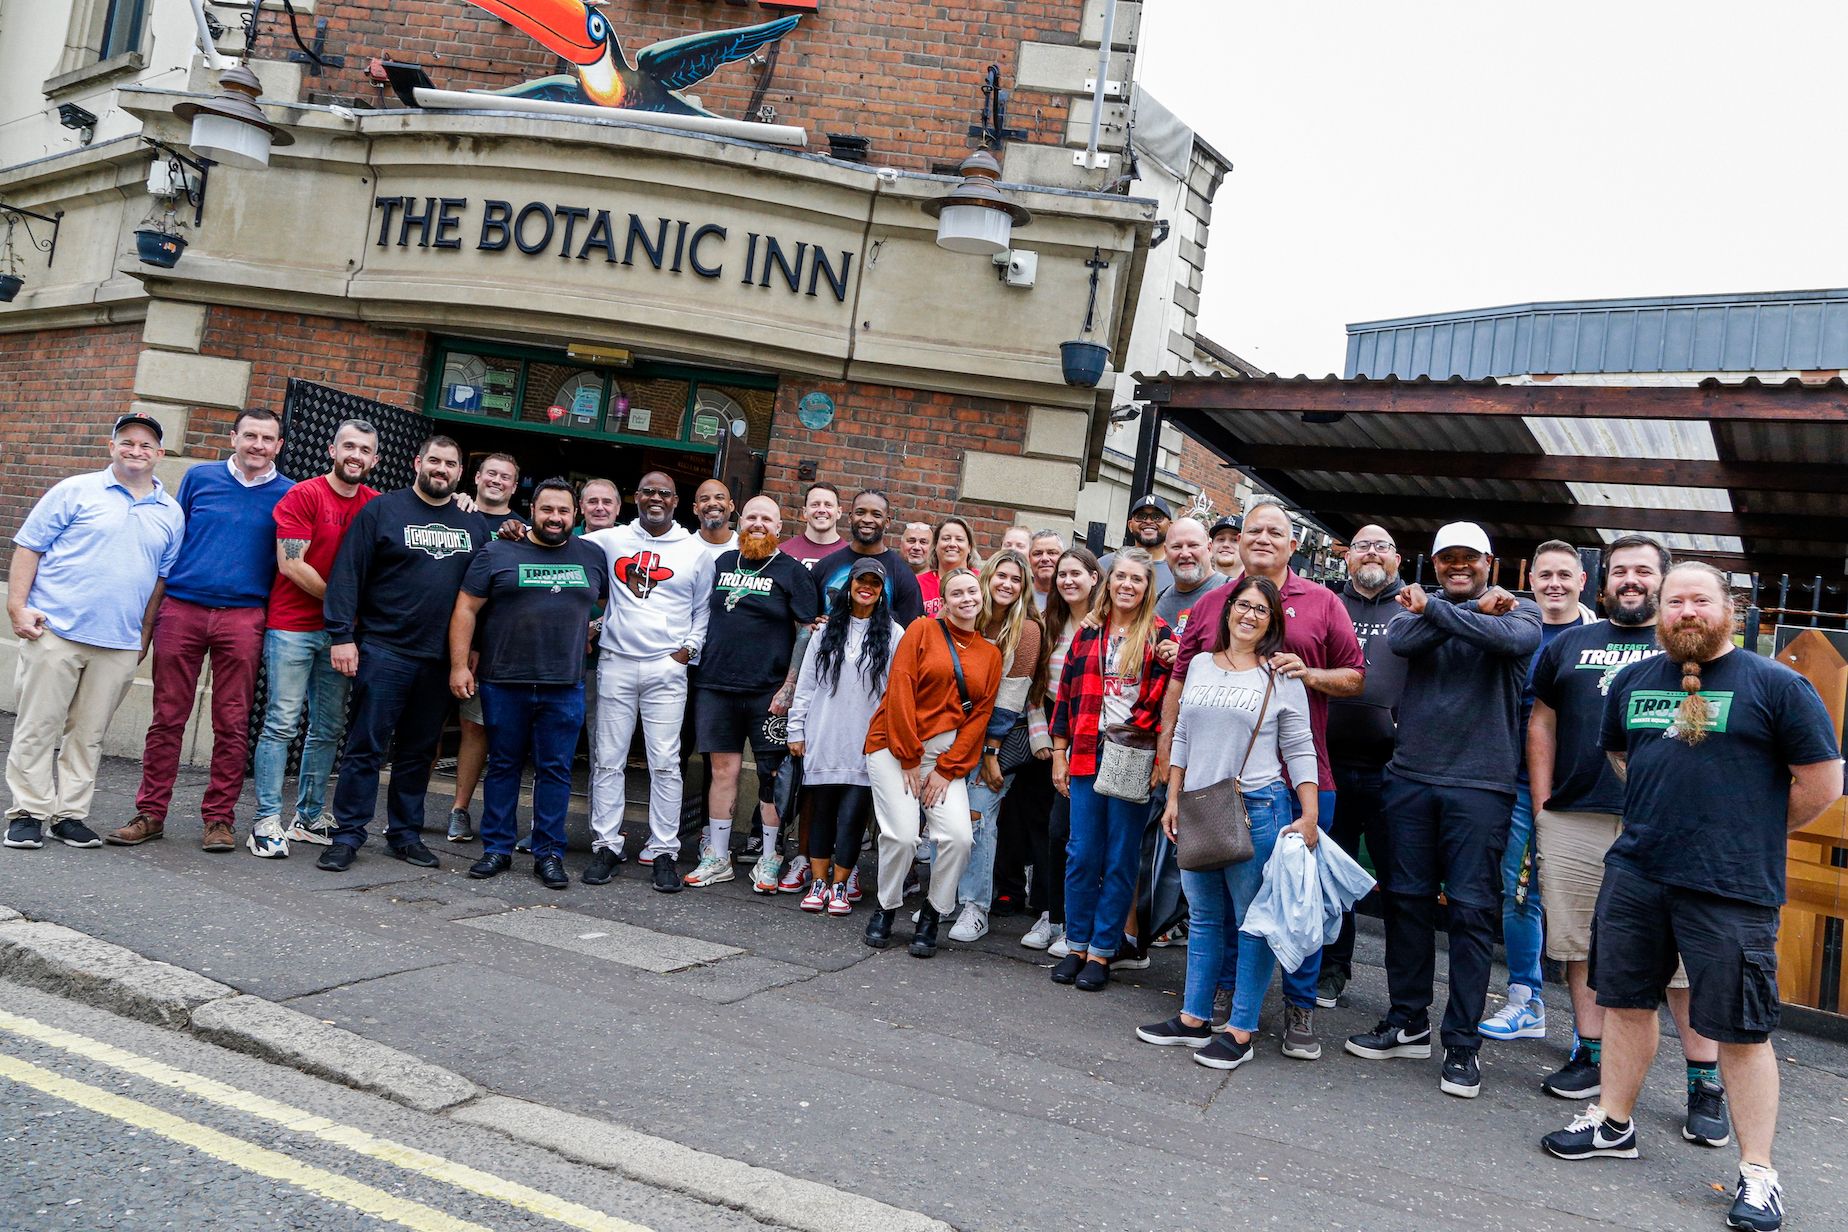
[1431,521,1493,557]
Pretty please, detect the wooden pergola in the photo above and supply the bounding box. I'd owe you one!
[1133,374,1848,584]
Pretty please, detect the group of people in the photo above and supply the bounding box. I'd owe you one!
[5,413,1840,1232]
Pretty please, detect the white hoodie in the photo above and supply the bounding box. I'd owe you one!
[584,520,715,661]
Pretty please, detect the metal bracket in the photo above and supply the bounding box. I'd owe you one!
[0,202,64,267]
[1084,77,1125,98]
[143,138,214,228]
[286,17,347,76]
[1073,150,1112,169]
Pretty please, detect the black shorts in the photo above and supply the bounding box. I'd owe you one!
[1589,861,1781,1045]
[694,686,782,755]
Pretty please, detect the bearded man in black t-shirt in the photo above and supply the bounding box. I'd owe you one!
[1541,562,1841,1232]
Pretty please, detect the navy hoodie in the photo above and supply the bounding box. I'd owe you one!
[1326,576,1409,767]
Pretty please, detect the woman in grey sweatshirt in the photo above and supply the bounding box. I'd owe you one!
[1138,575,1321,1072]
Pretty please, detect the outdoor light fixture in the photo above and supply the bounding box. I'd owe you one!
[174,63,293,169]
[922,148,1030,256]
[57,103,97,145]
[566,342,634,366]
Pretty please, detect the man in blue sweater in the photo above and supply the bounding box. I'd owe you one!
[109,409,291,853]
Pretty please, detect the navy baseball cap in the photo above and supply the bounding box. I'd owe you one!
[1129,493,1174,519]
[1209,515,1241,537]
[112,411,164,442]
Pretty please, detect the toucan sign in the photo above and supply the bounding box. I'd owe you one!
[371,194,855,304]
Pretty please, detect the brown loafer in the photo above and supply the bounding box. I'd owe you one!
[107,813,165,845]
[202,822,236,852]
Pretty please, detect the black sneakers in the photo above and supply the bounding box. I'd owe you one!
[651,855,683,893]
[467,853,511,880]
[1542,1106,1639,1160]
[581,848,623,885]
[1074,958,1110,991]
[1684,1078,1732,1147]
[317,844,357,871]
[390,842,440,869]
[1543,1041,1602,1099]
[1439,1045,1481,1098]
[1193,1033,1254,1071]
[1727,1164,1784,1231]
[1315,969,1348,1009]
[1049,953,1085,984]
[50,819,103,848]
[1344,1019,1433,1060]
[736,835,764,864]
[5,817,45,848]
[533,856,569,890]
[1136,1015,1213,1048]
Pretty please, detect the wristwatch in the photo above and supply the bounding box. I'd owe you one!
[984,745,1001,756]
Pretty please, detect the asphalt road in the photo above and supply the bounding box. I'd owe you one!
[4,721,1848,1230]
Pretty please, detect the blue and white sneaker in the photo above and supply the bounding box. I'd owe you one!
[1728,1163,1784,1230]
[245,816,290,859]
[1541,1105,1639,1160]
[1479,985,1547,1040]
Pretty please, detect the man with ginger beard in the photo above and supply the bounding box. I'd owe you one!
[682,495,820,889]
[1541,562,1840,1232]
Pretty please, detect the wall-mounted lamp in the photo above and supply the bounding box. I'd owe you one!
[174,64,293,170]
[922,149,1030,256]
[56,103,97,146]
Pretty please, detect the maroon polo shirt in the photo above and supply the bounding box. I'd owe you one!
[1174,570,1364,791]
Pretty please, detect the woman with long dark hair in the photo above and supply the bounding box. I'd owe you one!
[788,558,904,915]
[1136,575,1320,1071]
[1049,547,1174,991]
[1021,546,1101,954]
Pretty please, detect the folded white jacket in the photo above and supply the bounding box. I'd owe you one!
[1240,832,1377,974]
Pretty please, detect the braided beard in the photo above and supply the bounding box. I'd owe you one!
[1658,618,1729,745]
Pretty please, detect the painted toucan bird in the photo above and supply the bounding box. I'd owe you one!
[465,0,801,117]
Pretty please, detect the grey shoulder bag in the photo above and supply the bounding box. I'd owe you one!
[1174,667,1275,872]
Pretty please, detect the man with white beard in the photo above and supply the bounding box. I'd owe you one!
[1152,517,1226,637]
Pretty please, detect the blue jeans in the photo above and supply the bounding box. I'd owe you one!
[480,681,583,860]
[1217,788,1335,996]
[1063,774,1145,960]
[330,643,450,851]
[1184,781,1298,1028]
[1500,783,1544,992]
[252,629,351,822]
[957,769,1016,910]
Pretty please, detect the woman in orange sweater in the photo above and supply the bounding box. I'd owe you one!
[863,568,1002,957]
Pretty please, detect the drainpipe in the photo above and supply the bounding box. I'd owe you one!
[188,0,230,70]
[1083,0,1117,169]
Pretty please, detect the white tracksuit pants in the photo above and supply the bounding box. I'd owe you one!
[590,652,688,860]
[867,732,972,914]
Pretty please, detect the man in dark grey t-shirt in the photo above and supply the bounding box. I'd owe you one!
[1153,517,1226,638]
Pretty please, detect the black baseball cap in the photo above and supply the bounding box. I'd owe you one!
[1209,515,1241,537]
[1129,493,1173,519]
[112,411,164,442]
[848,556,888,582]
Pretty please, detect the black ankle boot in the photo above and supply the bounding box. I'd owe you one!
[909,902,941,958]
[864,908,895,949]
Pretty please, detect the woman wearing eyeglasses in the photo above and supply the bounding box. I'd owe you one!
[1136,575,1320,1071]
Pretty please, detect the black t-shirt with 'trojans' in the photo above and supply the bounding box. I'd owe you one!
[1600,648,1840,907]
[700,549,821,693]
[1530,619,1661,815]
[461,536,608,686]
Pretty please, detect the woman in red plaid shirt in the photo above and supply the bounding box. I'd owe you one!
[1048,548,1175,992]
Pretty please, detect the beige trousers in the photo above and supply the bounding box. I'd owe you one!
[5,628,139,822]
[868,731,972,914]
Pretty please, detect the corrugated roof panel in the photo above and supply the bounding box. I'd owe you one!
[1711,419,1848,465]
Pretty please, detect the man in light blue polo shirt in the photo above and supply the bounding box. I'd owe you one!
[5,412,185,851]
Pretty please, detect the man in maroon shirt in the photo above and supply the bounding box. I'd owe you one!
[1157,497,1366,1049]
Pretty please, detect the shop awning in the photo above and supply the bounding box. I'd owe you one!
[1133,373,1848,583]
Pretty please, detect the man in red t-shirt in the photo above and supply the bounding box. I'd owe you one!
[776,481,844,570]
[245,420,380,857]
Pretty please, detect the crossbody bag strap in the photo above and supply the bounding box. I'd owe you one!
[937,618,973,715]
[1230,666,1276,787]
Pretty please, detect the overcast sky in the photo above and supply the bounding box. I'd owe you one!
[1137,1,1848,376]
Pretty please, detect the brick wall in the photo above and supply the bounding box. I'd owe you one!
[0,323,143,550]
[760,379,1027,544]
[299,0,1082,172]
[1175,436,1246,522]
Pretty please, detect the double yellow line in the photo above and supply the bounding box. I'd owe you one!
[0,1010,649,1232]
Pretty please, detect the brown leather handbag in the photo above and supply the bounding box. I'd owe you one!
[1174,668,1275,872]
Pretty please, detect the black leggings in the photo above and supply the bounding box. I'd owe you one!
[804,783,872,871]
[1035,791,1069,925]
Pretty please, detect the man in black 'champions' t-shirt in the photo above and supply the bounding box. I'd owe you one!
[685,495,821,892]
[1542,562,1841,1232]
[322,436,489,870]
[1526,535,1725,1140]
[449,479,606,890]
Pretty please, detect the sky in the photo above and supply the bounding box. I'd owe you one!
[1137,1,1848,377]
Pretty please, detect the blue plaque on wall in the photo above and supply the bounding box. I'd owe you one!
[797,391,834,430]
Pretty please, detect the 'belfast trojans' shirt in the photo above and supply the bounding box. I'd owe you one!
[699,550,821,693]
[461,536,607,686]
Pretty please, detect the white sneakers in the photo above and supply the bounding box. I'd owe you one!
[948,903,989,942]
[683,853,734,887]
[284,815,334,846]
[246,816,289,859]
[1021,911,1064,951]
[752,850,786,894]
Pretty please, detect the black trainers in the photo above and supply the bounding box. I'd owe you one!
[652,855,683,893]
[1193,1033,1254,1071]
[1074,958,1110,991]
[1344,1019,1433,1060]
[533,856,569,890]
[445,808,475,843]
[581,848,623,885]
[1727,1164,1784,1231]
[1315,969,1347,1009]
[1684,1077,1732,1147]
[5,817,45,849]
[50,819,103,848]
[1439,1045,1481,1098]
[317,844,357,871]
[1542,1042,1602,1099]
[735,835,763,864]
[1050,953,1085,984]
[1136,1014,1213,1048]
[1541,1105,1639,1160]
[390,842,440,869]
[467,853,511,879]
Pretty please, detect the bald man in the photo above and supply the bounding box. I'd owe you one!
[692,477,738,561]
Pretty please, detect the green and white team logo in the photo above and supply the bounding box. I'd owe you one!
[518,563,590,592]
[403,523,474,559]
[1624,689,1733,736]
[1573,642,1661,695]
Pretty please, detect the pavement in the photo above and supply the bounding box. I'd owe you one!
[3,719,1848,1231]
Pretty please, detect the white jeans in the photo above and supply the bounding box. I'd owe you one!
[590,652,688,860]
[868,734,972,914]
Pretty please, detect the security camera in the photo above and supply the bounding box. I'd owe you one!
[993,249,1036,288]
